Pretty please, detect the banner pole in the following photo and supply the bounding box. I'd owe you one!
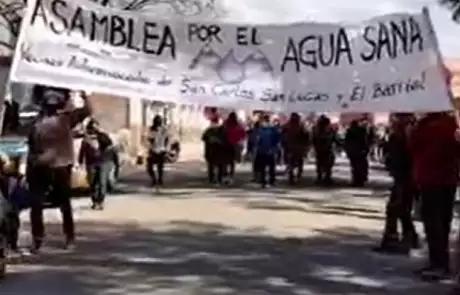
[422,6,458,119]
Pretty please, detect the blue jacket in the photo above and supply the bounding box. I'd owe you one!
[254,125,281,155]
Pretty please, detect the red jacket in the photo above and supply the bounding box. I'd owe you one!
[409,114,460,188]
[225,124,245,145]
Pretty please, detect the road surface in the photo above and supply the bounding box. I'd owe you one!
[0,158,455,295]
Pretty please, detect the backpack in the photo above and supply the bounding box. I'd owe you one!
[4,176,30,211]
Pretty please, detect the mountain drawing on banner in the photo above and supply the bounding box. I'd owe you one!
[188,45,221,71]
[217,49,245,84]
[242,49,275,79]
[189,46,276,84]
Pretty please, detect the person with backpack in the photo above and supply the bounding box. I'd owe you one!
[201,114,226,185]
[78,119,114,210]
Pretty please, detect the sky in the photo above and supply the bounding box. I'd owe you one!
[221,0,460,58]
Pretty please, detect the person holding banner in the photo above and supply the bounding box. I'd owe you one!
[27,86,92,253]
[409,112,460,280]
[374,113,419,255]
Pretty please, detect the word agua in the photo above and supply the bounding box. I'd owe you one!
[30,0,176,58]
[281,17,423,72]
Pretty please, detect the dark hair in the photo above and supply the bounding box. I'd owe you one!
[33,85,70,109]
[289,112,300,123]
[226,112,238,125]
[152,115,163,128]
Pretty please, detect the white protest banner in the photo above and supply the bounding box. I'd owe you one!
[9,0,452,112]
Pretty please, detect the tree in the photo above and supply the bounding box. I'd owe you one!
[440,0,460,22]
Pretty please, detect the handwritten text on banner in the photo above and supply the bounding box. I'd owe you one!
[9,0,451,112]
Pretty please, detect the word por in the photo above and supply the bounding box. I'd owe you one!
[188,23,222,43]
[30,0,177,58]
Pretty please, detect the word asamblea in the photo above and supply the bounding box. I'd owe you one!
[281,17,423,72]
[30,0,176,58]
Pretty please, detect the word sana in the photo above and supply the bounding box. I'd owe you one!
[281,16,423,72]
[30,0,176,58]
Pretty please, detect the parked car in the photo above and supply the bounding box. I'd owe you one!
[0,102,122,191]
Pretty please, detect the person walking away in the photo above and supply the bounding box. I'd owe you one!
[312,115,337,185]
[78,119,114,210]
[373,113,419,255]
[254,114,281,188]
[223,112,245,185]
[202,115,226,185]
[344,120,370,187]
[247,121,261,182]
[27,86,92,252]
[409,112,460,280]
[283,113,309,185]
[146,115,170,190]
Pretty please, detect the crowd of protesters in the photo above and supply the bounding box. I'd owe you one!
[199,109,460,286]
[200,111,378,188]
[2,85,460,290]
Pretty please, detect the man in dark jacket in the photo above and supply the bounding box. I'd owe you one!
[312,115,337,185]
[202,115,226,185]
[78,119,113,210]
[374,113,419,255]
[283,113,309,185]
[27,86,91,252]
[344,120,370,187]
[409,112,460,280]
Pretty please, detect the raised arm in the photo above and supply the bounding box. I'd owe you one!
[67,91,93,128]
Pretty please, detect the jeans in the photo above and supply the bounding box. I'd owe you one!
[383,177,417,242]
[28,165,75,244]
[420,186,456,270]
[87,162,111,205]
[315,152,334,182]
[349,155,369,185]
[287,152,304,183]
[147,152,166,185]
[207,161,224,184]
[255,153,275,186]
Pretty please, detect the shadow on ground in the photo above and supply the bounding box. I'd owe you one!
[116,160,391,195]
[2,220,445,295]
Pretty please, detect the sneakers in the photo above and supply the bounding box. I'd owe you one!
[91,203,104,211]
[372,237,410,255]
[418,266,451,281]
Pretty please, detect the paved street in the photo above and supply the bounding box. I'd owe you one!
[0,156,455,294]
